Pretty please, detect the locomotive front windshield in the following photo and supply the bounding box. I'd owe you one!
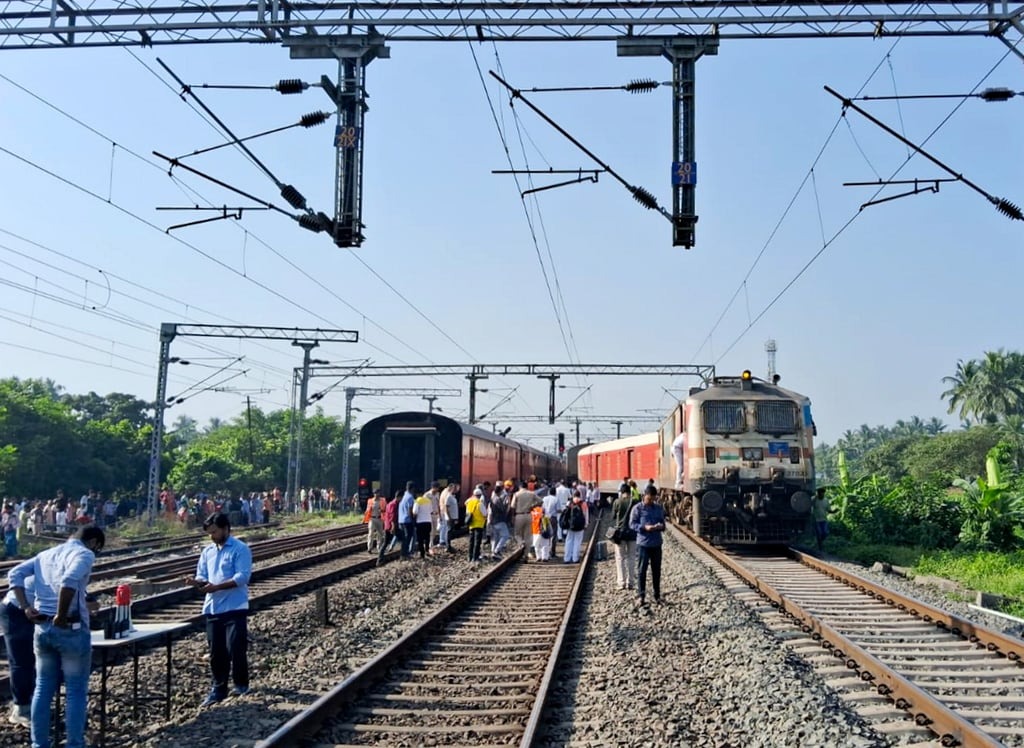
[702,401,746,434]
[755,401,799,434]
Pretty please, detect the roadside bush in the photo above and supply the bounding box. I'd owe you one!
[829,476,960,549]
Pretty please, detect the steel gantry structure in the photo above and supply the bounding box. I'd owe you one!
[148,323,357,522]
[306,362,715,423]
[2,3,1020,248]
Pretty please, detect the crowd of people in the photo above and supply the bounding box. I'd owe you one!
[363,475,604,565]
[0,490,138,559]
[160,486,351,529]
[363,474,667,607]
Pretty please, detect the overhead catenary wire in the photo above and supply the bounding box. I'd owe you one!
[89,60,484,375]
[712,38,1024,365]
[688,38,906,364]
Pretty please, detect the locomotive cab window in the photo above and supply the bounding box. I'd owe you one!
[755,401,799,435]
[702,401,746,435]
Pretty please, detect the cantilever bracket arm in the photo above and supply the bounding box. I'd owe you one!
[521,170,602,197]
[842,178,959,211]
[156,204,271,232]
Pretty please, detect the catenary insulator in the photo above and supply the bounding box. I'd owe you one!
[994,197,1023,221]
[298,213,324,232]
[300,111,331,128]
[980,87,1015,102]
[625,78,660,94]
[276,79,307,94]
[280,184,307,209]
[631,185,659,210]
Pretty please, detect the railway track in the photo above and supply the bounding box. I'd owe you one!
[257,536,596,747]
[0,524,358,599]
[130,528,386,625]
[0,521,280,580]
[0,522,376,699]
[679,528,1024,747]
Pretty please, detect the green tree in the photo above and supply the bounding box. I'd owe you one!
[941,350,1024,424]
[859,435,923,481]
[903,426,1002,484]
[64,391,152,430]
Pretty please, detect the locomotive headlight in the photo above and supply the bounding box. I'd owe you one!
[701,491,724,513]
[790,447,801,464]
[742,447,763,461]
[791,491,812,513]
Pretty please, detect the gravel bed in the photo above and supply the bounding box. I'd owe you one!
[536,535,889,748]
[820,555,1024,640]
[3,533,1016,748]
[1,546,492,748]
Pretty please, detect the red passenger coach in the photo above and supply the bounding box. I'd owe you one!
[577,433,659,496]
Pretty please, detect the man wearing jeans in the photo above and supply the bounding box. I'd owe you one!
[185,512,253,707]
[0,575,36,728]
[629,485,666,607]
[9,525,105,748]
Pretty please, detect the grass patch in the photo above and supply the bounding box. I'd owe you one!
[828,539,1024,613]
[914,550,1024,602]
[823,537,927,568]
[113,517,192,540]
[278,512,361,532]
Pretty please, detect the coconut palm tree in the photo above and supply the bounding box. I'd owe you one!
[942,358,981,422]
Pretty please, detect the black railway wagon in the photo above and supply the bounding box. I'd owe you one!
[358,412,564,498]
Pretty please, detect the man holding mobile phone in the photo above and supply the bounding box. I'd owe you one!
[629,485,666,608]
[185,512,252,707]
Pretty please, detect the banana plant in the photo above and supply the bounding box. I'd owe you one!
[954,451,1024,550]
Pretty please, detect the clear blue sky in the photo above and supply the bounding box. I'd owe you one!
[1,33,1021,448]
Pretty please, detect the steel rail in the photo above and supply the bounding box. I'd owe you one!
[679,527,1007,748]
[520,517,600,744]
[255,548,527,747]
[0,524,358,598]
[257,521,599,747]
[791,549,1024,664]
[0,523,380,699]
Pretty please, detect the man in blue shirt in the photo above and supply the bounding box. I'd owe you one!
[398,481,417,559]
[185,512,253,707]
[9,525,104,748]
[629,485,666,607]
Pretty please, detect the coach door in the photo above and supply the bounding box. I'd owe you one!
[381,426,436,497]
[627,448,635,478]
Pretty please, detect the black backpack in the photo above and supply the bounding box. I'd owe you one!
[568,505,585,532]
